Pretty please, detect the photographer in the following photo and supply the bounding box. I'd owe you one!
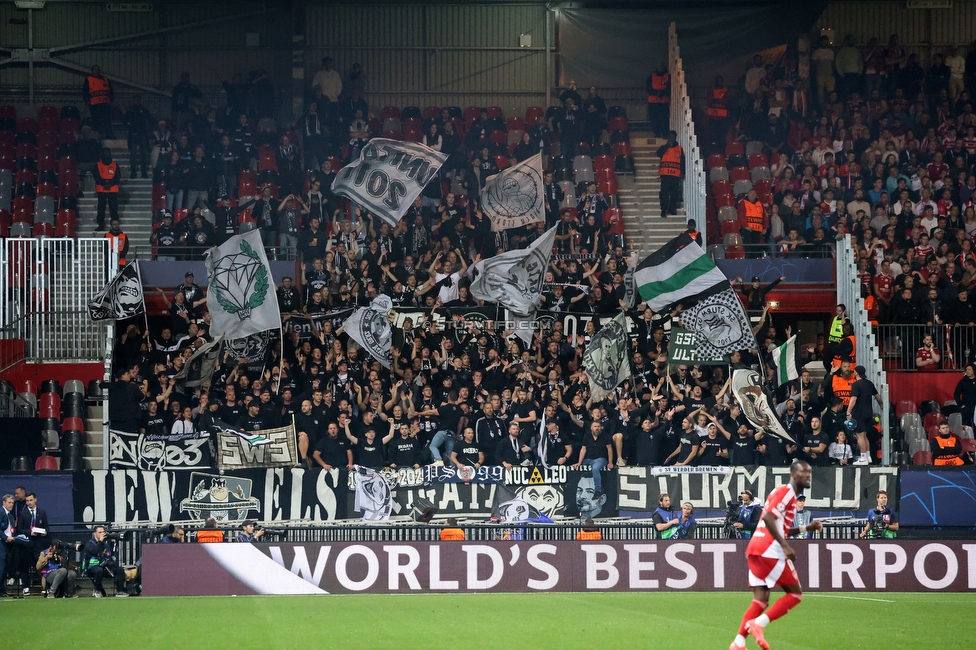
[859,490,899,539]
[730,490,762,539]
[237,520,265,543]
[83,526,128,597]
[36,542,78,598]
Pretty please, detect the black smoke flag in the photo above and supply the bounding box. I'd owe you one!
[88,262,145,321]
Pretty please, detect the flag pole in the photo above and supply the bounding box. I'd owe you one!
[135,261,150,336]
[276,324,285,396]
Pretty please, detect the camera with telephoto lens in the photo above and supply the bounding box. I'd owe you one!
[870,511,889,538]
[723,497,743,539]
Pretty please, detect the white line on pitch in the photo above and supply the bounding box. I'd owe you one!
[806,594,895,603]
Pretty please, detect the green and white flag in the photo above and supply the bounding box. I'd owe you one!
[634,234,728,311]
[772,335,799,385]
[205,230,280,341]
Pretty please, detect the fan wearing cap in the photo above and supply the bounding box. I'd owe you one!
[736,275,786,312]
[792,495,812,539]
[845,365,883,466]
[177,272,207,319]
[236,520,264,543]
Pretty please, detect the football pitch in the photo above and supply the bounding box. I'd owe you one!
[23,591,975,649]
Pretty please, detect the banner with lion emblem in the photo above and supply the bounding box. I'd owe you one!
[88,262,145,321]
[205,231,280,341]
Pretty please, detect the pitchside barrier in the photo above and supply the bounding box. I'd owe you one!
[142,539,976,596]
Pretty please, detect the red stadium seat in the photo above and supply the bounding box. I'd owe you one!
[506,117,524,132]
[487,106,504,119]
[714,193,735,209]
[725,245,745,259]
[61,416,83,433]
[748,153,768,169]
[34,455,58,471]
[422,106,441,121]
[17,118,38,134]
[729,166,750,183]
[720,219,739,236]
[923,412,946,430]
[593,154,613,171]
[32,221,53,237]
[912,451,933,466]
[495,155,510,171]
[381,106,401,120]
[725,142,745,157]
[612,142,632,157]
[489,130,507,146]
[55,209,76,237]
[608,116,628,132]
[257,145,277,172]
[896,400,918,418]
[712,179,732,197]
[463,106,481,125]
[753,178,772,195]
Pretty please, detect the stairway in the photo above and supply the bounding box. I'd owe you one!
[85,402,104,470]
[77,140,155,258]
[619,134,689,256]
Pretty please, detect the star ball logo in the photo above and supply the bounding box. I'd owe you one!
[210,238,269,321]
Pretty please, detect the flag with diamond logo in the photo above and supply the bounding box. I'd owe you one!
[205,230,280,340]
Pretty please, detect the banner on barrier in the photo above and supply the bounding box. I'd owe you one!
[143,540,976,596]
[109,429,211,471]
[617,466,899,513]
[73,467,350,524]
[216,424,299,471]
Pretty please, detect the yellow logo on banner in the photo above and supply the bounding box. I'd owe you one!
[528,468,545,485]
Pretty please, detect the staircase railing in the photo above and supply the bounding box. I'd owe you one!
[836,234,891,463]
[668,22,707,245]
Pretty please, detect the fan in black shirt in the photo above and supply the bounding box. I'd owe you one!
[387,422,423,469]
[312,423,352,470]
[634,409,673,466]
[345,421,396,470]
[726,424,765,466]
[451,428,484,468]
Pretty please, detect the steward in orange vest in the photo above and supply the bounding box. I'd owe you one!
[105,220,129,266]
[737,189,768,254]
[83,65,114,138]
[439,518,466,540]
[576,519,603,540]
[931,424,965,466]
[196,518,224,543]
[95,147,120,231]
[646,63,671,135]
[705,79,730,118]
[657,131,684,217]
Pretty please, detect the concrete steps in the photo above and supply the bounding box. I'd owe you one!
[620,134,689,255]
[77,140,155,253]
[85,403,104,470]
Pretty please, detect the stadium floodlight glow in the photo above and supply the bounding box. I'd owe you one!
[14,1,46,9]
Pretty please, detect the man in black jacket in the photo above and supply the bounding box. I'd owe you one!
[83,526,127,597]
[737,275,785,312]
[15,493,49,595]
[123,95,153,179]
[108,367,144,433]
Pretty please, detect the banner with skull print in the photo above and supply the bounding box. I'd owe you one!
[88,262,145,321]
[109,429,211,470]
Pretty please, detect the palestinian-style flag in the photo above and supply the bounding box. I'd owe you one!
[634,234,728,311]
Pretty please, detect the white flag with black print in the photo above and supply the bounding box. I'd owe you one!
[205,230,280,341]
[344,294,395,369]
[88,262,145,321]
[731,368,795,443]
[678,287,757,359]
[581,312,632,402]
[469,226,557,346]
[481,152,546,231]
[353,465,393,521]
[622,250,639,309]
[331,139,449,229]
[173,336,223,394]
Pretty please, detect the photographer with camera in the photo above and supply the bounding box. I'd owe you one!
[859,490,899,539]
[729,490,762,539]
[237,520,265,543]
[36,542,78,598]
[83,526,128,597]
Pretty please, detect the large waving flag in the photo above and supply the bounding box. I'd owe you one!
[205,231,280,340]
[634,234,728,311]
[332,139,448,229]
[581,312,632,402]
[679,287,758,358]
[344,294,395,369]
[88,262,145,321]
[481,153,545,231]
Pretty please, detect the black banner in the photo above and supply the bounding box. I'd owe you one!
[73,467,350,524]
[109,429,212,470]
[282,309,355,340]
[617,466,900,516]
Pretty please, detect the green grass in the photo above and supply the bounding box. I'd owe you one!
[20,592,975,649]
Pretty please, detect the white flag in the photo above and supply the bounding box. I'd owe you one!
[623,251,638,309]
[353,465,393,521]
[205,230,280,341]
[331,139,448,229]
[481,153,546,231]
[679,287,758,358]
[470,226,557,345]
[88,262,145,321]
[731,369,795,444]
[344,295,395,369]
[581,312,632,402]
[773,335,799,385]
[173,336,223,394]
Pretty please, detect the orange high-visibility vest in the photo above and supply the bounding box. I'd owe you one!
[106,231,127,266]
[831,334,857,369]
[742,200,764,232]
[96,161,119,193]
[932,435,964,466]
[831,374,854,406]
[705,87,729,117]
[576,530,603,540]
[87,76,111,106]
[648,72,670,103]
[439,528,465,541]
[196,529,224,543]
[659,145,683,177]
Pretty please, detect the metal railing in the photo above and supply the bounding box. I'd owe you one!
[836,234,891,461]
[875,324,972,371]
[712,243,836,260]
[130,244,298,262]
[669,22,707,245]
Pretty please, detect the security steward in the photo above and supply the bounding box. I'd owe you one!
[657,130,684,218]
[576,519,603,541]
[105,218,128,267]
[439,518,466,541]
[930,421,965,466]
[83,65,114,138]
[737,188,768,256]
[828,304,848,344]
[645,62,671,136]
[829,321,857,369]
[95,147,120,231]
[827,361,855,409]
[705,74,730,146]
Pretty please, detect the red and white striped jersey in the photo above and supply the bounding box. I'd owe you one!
[746,484,797,559]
